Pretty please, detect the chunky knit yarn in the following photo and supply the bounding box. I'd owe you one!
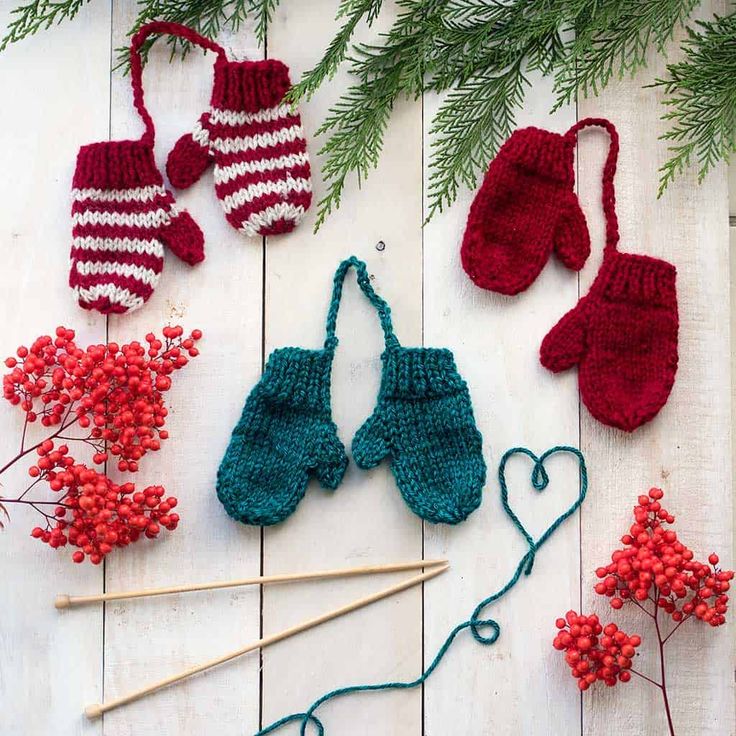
[217,256,485,526]
[333,261,487,525]
[217,347,347,526]
[540,118,679,432]
[167,54,311,237]
[69,22,215,314]
[353,346,486,524]
[461,126,590,295]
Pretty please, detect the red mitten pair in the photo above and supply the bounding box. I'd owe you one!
[462,119,679,431]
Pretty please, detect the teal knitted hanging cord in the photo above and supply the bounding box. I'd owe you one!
[217,256,486,526]
[255,445,588,735]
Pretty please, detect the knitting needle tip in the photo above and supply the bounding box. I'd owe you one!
[55,595,71,610]
[84,704,104,720]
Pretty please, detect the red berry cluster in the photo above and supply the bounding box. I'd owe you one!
[1,326,201,563]
[594,488,733,626]
[30,449,179,564]
[3,325,201,472]
[553,611,641,690]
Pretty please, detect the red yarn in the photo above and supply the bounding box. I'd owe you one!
[69,22,215,315]
[540,119,679,432]
[166,47,312,237]
[461,126,590,295]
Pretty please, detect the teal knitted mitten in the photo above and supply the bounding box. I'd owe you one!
[216,258,371,526]
[339,257,486,524]
[217,347,347,525]
[353,347,486,524]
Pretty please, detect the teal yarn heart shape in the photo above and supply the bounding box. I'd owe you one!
[500,445,588,574]
[256,445,588,736]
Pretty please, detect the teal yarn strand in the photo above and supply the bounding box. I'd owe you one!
[255,445,588,736]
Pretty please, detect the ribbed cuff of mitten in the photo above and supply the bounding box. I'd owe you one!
[211,58,291,112]
[499,127,576,185]
[601,253,677,306]
[260,348,333,410]
[73,140,163,190]
[380,348,466,399]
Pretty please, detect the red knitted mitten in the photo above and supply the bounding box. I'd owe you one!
[461,127,590,295]
[69,23,209,315]
[541,254,678,431]
[167,58,312,237]
[540,118,679,432]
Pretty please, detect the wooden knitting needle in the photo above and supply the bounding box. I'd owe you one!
[84,563,448,719]
[56,558,448,609]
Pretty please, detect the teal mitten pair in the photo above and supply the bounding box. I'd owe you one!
[216,257,486,526]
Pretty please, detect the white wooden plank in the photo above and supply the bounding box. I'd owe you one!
[0,3,110,734]
[422,78,582,733]
[260,2,424,733]
[100,10,264,735]
[579,3,734,734]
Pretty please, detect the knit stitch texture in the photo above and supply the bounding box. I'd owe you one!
[216,347,347,526]
[353,346,486,524]
[217,256,486,526]
[167,57,312,237]
[540,118,679,432]
[69,22,214,314]
[461,126,590,295]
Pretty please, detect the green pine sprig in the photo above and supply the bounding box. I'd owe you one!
[0,0,92,53]
[654,12,736,195]
[2,0,734,228]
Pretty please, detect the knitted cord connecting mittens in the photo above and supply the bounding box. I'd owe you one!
[217,257,486,526]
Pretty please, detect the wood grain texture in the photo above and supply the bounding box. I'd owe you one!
[0,2,732,734]
[578,3,734,733]
[260,2,424,733]
[0,3,110,734]
[100,8,264,735]
[422,75,583,736]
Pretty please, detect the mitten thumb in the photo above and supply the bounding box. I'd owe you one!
[352,413,389,470]
[313,429,348,490]
[159,205,205,265]
[553,192,590,271]
[167,125,213,190]
[540,300,589,373]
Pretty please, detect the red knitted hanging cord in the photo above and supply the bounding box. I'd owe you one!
[129,21,227,146]
[562,117,620,257]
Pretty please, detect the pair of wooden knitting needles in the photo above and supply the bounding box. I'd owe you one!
[56,558,448,719]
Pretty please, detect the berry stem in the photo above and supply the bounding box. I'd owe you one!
[661,615,691,646]
[653,588,676,736]
[630,597,655,619]
[628,668,662,688]
[19,412,29,453]
[0,415,79,476]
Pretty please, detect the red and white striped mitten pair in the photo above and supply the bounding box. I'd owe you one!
[70,22,311,315]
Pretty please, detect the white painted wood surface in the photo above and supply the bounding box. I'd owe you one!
[0,2,732,735]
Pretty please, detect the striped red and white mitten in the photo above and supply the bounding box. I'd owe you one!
[69,22,209,315]
[167,58,312,237]
[70,140,204,314]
